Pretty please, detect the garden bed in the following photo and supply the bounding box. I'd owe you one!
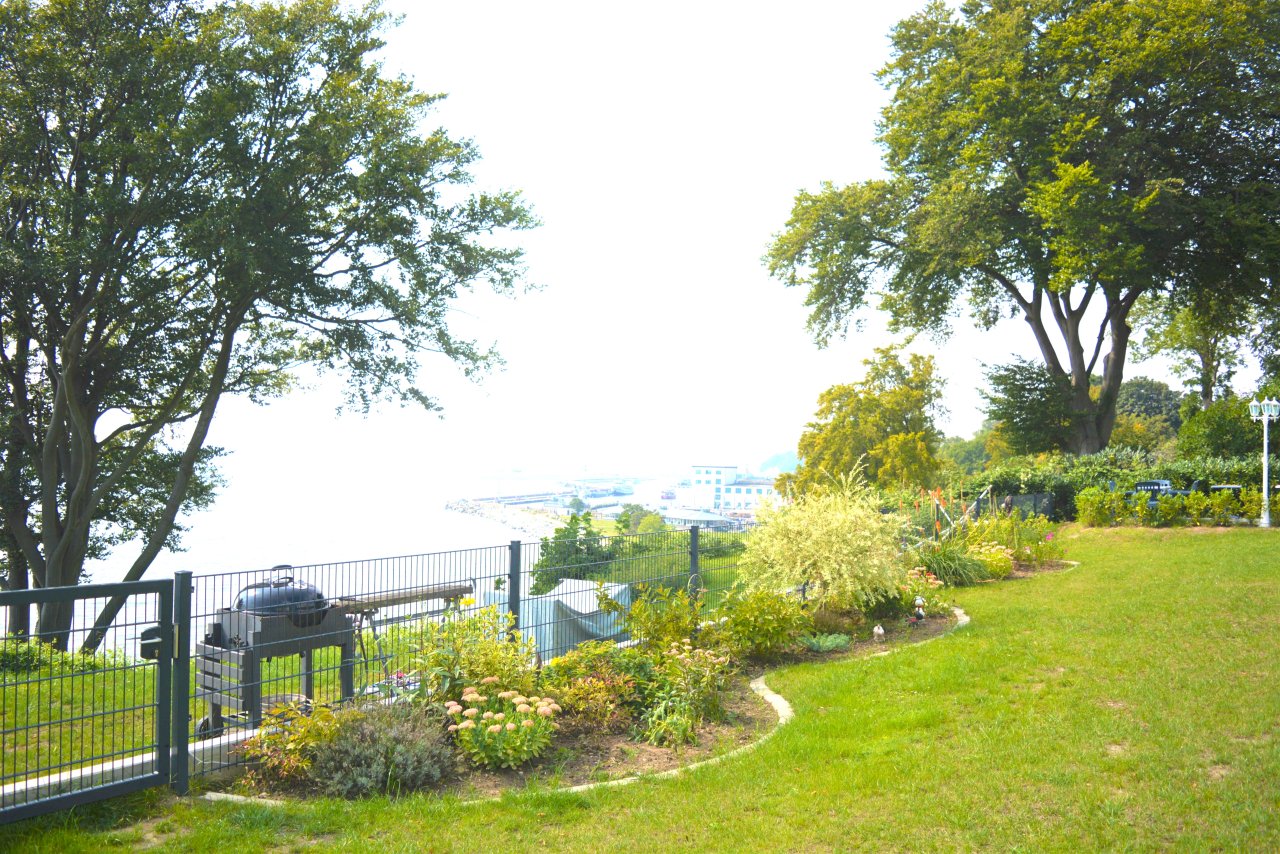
[211,611,958,803]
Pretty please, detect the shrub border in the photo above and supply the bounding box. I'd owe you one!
[199,607,971,808]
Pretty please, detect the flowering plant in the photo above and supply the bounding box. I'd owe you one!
[444,676,559,769]
[967,541,1014,579]
[897,568,949,616]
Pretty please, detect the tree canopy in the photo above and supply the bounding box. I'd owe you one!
[766,0,1280,455]
[0,0,535,647]
[780,345,944,494]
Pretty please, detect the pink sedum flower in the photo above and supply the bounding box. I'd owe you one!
[463,708,479,718]
[517,704,532,714]
[522,719,534,728]
[505,722,517,731]
[487,724,502,734]
[481,676,500,685]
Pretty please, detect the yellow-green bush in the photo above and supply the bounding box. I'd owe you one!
[744,472,906,611]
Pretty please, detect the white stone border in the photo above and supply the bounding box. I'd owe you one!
[201,607,970,808]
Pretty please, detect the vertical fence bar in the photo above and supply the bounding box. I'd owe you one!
[154,583,174,789]
[507,540,522,639]
[171,571,192,796]
[688,525,701,598]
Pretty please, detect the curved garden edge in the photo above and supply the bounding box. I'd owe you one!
[199,606,971,809]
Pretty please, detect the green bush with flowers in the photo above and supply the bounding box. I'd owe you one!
[444,676,560,769]
[967,541,1014,579]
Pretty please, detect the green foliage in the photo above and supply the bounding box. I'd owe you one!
[1127,493,1158,527]
[0,0,536,647]
[909,540,989,587]
[1074,487,1111,527]
[1155,494,1186,528]
[638,641,735,747]
[531,513,617,595]
[605,584,702,652]
[1131,293,1254,409]
[745,471,907,611]
[766,0,1280,456]
[966,541,1014,580]
[445,679,559,769]
[894,568,950,618]
[240,703,343,791]
[798,633,852,653]
[1184,491,1210,526]
[1108,413,1176,453]
[615,504,664,535]
[782,345,944,493]
[982,359,1076,454]
[1178,398,1258,459]
[540,641,637,733]
[410,605,537,699]
[1209,491,1241,527]
[1116,377,1185,430]
[308,702,453,799]
[0,637,132,677]
[703,588,813,660]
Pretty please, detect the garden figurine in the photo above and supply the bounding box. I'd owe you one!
[912,596,926,623]
[873,624,885,642]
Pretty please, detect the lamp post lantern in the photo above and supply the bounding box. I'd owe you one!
[1249,398,1280,528]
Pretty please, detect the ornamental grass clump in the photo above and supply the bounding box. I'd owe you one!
[744,471,906,612]
[445,676,559,769]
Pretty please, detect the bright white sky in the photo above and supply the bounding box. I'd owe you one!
[94,0,1245,578]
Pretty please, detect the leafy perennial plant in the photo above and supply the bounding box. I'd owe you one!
[445,676,560,769]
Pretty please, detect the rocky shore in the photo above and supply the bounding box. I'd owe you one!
[443,499,561,539]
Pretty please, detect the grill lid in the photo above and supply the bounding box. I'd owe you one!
[234,573,327,623]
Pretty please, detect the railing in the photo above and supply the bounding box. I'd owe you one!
[1,525,748,819]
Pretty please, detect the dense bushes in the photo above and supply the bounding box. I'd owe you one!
[1074,485,1278,528]
[969,448,1275,520]
[744,472,907,610]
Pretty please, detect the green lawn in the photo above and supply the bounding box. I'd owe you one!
[5,526,1279,851]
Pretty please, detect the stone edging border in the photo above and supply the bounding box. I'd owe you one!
[201,606,970,808]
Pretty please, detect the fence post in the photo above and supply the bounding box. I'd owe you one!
[507,540,521,641]
[688,525,701,598]
[171,571,192,796]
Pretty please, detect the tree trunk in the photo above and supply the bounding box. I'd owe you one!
[35,599,74,651]
[4,545,30,637]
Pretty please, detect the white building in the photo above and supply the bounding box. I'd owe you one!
[687,465,781,514]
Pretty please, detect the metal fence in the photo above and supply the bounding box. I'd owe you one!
[0,525,746,821]
[0,579,180,824]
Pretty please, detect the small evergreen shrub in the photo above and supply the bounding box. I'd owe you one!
[410,605,537,699]
[1074,487,1110,527]
[1154,494,1185,527]
[239,702,342,791]
[308,702,453,798]
[637,640,734,746]
[798,633,852,653]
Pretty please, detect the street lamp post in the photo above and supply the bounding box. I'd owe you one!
[1248,398,1280,528]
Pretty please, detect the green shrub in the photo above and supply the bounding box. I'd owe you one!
[410,605,537,700]
[0,637,132,677]
[798,633,852,653]
[896,568,951,616]
[1155,494,1185,527]
[1208,490,1241,526]
[445,677,559,769]
[703,587,812,660]
[744,471,907,611]
[1184,490,1210,525]
[1128,492,1158,526]
[541,641,637,732]
[1074,487,1110,527]
[308,702,453,798]
[1240,487,1262,522]
[240,702,343,791]
[967,541,1014,579]
[910,539,988,587]
[605,584,702,652]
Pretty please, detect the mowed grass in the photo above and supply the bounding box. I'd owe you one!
[4,526,1279,852]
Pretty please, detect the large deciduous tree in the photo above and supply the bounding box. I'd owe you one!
[766,0,1280,455]
[0,0,535,649]
[779,345,944,494]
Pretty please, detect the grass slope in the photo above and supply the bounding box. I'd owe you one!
[5,527,1279,852]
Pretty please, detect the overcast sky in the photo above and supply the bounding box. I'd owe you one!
[93,0,1249,577]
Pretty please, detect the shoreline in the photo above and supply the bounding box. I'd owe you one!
[443,499,561,540]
